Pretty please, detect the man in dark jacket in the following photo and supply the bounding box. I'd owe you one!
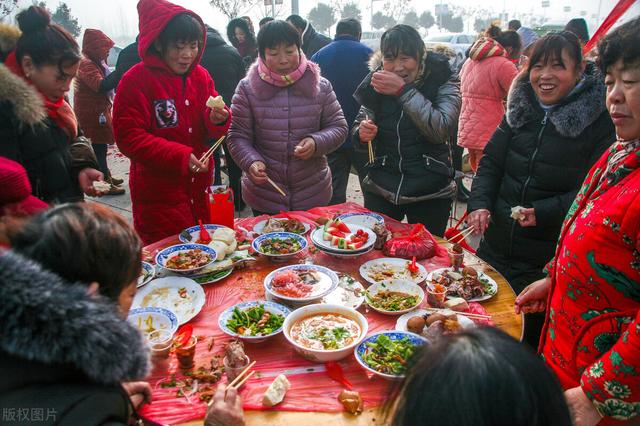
[100,36,140,92]
[286,15,331,58]
[200,25,245,209]
[311,18,372,204]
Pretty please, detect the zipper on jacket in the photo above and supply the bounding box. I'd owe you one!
[394,110,405,204]
[508,111,548,257]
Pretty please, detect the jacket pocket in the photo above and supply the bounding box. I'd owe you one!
[422,155,454,179]
[366,155,387,169]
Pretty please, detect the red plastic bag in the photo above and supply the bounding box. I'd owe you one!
[383,224,443,260]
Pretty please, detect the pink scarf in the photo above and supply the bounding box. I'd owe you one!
[257,52,308,87]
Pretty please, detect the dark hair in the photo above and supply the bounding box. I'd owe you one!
[257,20,301,59]
[336,18,361,38]
[6,203,142,302]
[508,19,521,31]
[565,18,589,44]
[155,13,203,54]
[484,24,522,54]
[597,17,640,74]
[259,16,274,28]
[388,327,572,426]
[227,17,257,49]
[380,24,425,62]
[527,31,582,73]
[285,14,307,30]
[15,6,80,70]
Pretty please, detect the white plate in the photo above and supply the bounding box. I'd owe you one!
[131,277,205,325]
[311,224,375,254]
[314,244,374,259]
[138,261,155,288]
[322,273,366,309]
[395,309,475,336]
[365,279,425,315]
[359,257,428,285]
[426,267,498,302]
[178,224,234,244]
[253,218,310,235]
[218,300,291,343]
[336,212,384,229]
[264,264,339,303]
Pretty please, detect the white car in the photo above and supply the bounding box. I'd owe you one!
[423,33,476,65]
[360,30,386,50]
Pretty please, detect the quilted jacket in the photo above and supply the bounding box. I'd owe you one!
[227,60,347,213]
[457,38,518,151]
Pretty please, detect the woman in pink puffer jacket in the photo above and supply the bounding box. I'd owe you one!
[228,20,347,214]
[457,26,520,172]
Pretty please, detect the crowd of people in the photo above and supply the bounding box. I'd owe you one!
[0,0,639,424]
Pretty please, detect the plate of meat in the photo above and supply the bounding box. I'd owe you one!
[426,266,498,302]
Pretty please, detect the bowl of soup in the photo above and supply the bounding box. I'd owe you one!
[283,304,368,362]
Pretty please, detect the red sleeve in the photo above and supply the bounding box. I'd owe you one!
[202,73,231,139]
[580,310,640,421]
[77,60,104,93]
[112,71,192,176]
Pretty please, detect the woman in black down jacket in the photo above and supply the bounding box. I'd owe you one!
[466,32,615,345]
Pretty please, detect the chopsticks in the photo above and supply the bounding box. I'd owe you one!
[266,177,286,197]
[424,307,491,320]
[365,114,374,164]
[447,226,475,244]
[226,360,256,390]
[195,135,226,172]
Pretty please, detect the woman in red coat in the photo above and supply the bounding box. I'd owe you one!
[113,0,230,244]
[516,18,640,425]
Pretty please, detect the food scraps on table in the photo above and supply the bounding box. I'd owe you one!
[362,334,417,376]
[290,313,361,350]
[166,250,212,270]
[224,340,246,369]
[373,222,390,250]
[338,390,363,415]
[262,374,291,407]
[226,304,285,336]
[159,358,224,404]
[364,261,422,282]
[366,290,418,312]
[322,220,369,250]
[258,237,302,255]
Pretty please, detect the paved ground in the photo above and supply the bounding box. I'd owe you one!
[91,145,468,225]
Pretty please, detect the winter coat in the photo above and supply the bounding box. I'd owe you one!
[311,35,373,149]
[0,64,99,204]
[352,51,461,205]
[101,38,141,93]
[201,26,244,105]
[467,63,615,270]
[226,18,257,70]
[457,38,518,151]
[301,23,331,58]
[539,142,640,423]
[0,251,150,426]
[0,23,20,62]
[74,29,115,145]
[113,0,231,245]
[227,60,347,213]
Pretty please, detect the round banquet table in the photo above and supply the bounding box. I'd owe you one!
[140,213,523,426]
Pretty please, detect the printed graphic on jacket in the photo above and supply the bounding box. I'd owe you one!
[154,99,178,128]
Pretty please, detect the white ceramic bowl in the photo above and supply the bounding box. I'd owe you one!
[365,279,425,315]
[218,300,291,343]
[283,304,368,362]
[127,307,179,335]
[155,243,217,275]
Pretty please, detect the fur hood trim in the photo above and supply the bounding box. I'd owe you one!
[246,59,322,100]
[0,63,47,126]
[0,23,21,58]
[0,251,150,385]
[506,62,606,137]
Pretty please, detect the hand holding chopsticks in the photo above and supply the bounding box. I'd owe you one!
[364,114,375,165]
[194,135,226,173]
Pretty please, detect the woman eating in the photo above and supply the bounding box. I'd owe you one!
[227,20,347,215]
[466,32,615,345]
[516,18,640,425]
[352,24,461,237]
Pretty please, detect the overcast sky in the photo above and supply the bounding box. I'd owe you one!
[13,0,627,45]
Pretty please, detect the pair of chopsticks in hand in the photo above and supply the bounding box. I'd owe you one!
[194,135,226,172]
[365,114,374,165]
[208,360,256,406]
[447,226,475,244]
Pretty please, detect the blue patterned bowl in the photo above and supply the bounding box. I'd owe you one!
[155,243,217,275]
[252,232,307,260]
[178,224,231,243]
[127,307,178,336]
[354,331,428,380]
[218,300,291,343]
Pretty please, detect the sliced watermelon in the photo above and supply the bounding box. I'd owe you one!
[323,232,333,241]
[334,221,351,233]
[331,236,341,246]
[349,240,364,250]
[328,229,346,238]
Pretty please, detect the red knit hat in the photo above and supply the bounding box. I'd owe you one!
[0,157,48,217]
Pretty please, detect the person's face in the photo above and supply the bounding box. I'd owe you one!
[117,281,138,318]
[234,27,246,43]
[605,59,640,141]
[160,40,198,75]
[382,51,419,84]
[529,48,584,105]
[265,43,300,75]
[21,56,79,101]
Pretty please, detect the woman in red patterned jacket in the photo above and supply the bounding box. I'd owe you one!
[113,0,230,244]
[515,17,640,425]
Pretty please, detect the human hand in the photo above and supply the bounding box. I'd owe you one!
[122,381,152,409]
[78,168,105,197]
[565,386,602,426]
[189,153,209,173]
[204,385,245,426]
[294,137,316,160]
[371,70,405,96]
[466,209,491,236]
[514,277,552,314]
[248,161,268,185]
[209,106,229,125]
[358,119,378,143]
[517,208,537,227]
